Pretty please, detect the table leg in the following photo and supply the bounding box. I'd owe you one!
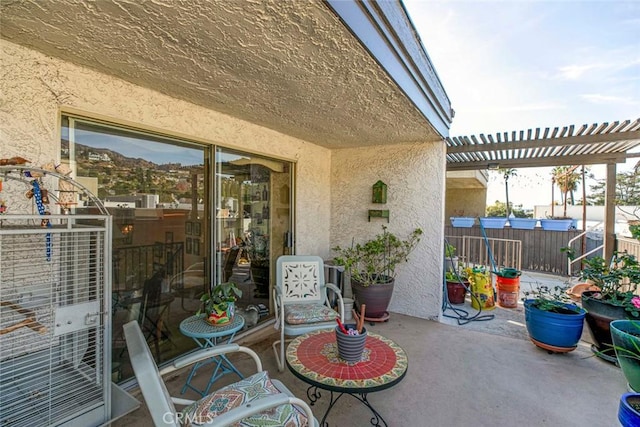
[180,327,245,396]
[181,360,203,395]
[349,393,387,427]
[202,355,244,396]
[305,386,387,427]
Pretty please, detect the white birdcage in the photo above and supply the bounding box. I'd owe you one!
[0,165,134,427]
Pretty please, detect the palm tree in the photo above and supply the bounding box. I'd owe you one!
[498,168,517,217]
[551,166,580,217]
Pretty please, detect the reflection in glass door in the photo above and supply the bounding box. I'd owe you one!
[215,149,292,328]
[62,115,209,381]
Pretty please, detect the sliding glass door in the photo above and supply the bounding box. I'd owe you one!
[62,115,293,383]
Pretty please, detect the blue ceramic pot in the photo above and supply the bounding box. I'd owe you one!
[524,299,586,349]
[619,393,640,427]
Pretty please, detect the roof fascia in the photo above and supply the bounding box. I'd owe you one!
[324,0,453,138]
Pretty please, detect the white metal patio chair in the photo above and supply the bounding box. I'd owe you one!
[123,320,318,426]
[273,255,344,372]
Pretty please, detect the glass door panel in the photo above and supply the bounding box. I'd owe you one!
[215,149,292,328]
[61,116,209,381]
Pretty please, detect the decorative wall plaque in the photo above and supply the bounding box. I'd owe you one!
[372,181,387,204]
[368,209,390,223]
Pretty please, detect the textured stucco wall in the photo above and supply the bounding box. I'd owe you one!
[0,40,331,256]
[1,0,441,148]
[330,143,446,320]
[445,188,487,219]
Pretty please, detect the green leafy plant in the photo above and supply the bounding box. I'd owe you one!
[445,243,456,258]
[197,281,242,315]
[560,246,576,261]
[579,256,608,283]
[445,267,468,283]
[332,226,423,287]
[581,252,640,318]
[523,285,582,314]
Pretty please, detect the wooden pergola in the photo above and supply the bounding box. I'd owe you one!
[445,118,640,261]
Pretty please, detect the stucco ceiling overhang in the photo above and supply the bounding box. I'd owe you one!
[446,119,640,171]
[0,0,452,148]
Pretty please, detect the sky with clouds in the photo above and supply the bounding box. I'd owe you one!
[403,0,640,208]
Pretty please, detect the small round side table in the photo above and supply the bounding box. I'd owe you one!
[179,314,245,396]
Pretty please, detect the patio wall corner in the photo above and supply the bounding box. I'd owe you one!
[329,141,445,321]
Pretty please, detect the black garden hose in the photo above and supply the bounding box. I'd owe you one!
[442,238,495,325]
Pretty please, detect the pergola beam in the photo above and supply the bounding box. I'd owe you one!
[447,130,640,154]
[446,153,628,171]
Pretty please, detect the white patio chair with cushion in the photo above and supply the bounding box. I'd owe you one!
[123,320,318,426]
[273,255,344,372]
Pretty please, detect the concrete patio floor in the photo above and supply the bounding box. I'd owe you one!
[113,271,628,426]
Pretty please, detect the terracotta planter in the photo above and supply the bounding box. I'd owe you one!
[351,276,394,318]
[565,282,600,301]
[446,280,467,304]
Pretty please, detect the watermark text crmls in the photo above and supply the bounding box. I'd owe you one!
[163,412,214,424]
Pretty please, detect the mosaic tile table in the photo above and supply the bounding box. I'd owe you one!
[286,329,408,426]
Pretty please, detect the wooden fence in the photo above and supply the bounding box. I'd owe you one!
[460,235,521,271]
[618,237,640,259]
[445,226,583,275]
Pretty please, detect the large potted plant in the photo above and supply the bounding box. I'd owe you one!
[523,285,586,352]
[198,281,243,325]
[581,252,640,361]
[332,226,422,319]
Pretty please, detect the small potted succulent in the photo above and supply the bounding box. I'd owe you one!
[198,281,242,325]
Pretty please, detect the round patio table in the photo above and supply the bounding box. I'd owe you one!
[286,329,408,426]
